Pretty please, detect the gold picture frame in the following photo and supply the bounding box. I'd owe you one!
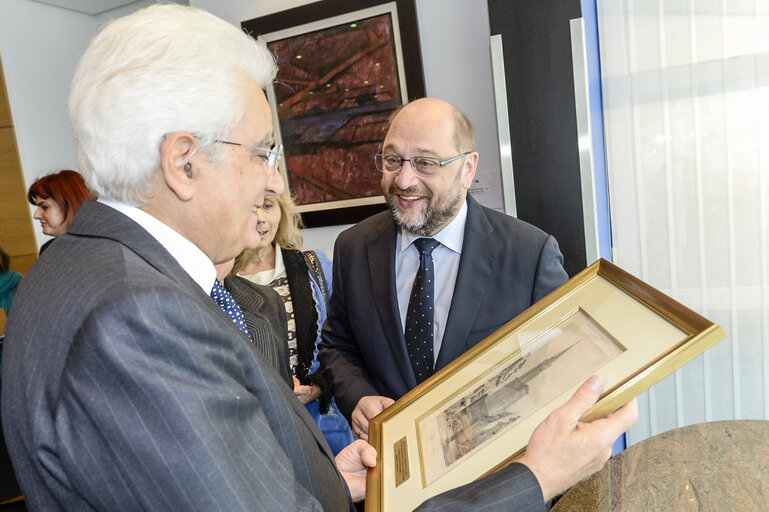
[365,259,726,511]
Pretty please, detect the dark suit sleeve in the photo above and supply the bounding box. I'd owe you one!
[318,239,381,421]
[226,276,294,388]
[417,463,546,512]
[531,235,569,304]
[53,288,333,512]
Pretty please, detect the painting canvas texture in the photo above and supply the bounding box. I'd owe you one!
[268,13,402,206]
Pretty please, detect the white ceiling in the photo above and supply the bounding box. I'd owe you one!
[29,0,148,15]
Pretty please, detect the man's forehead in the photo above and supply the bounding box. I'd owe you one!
[382,140,439,157]
[257,133,275,146]
[241,84,274,144]
[383,117,454,155]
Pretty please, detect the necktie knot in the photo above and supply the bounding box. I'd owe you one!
[412,237,440,257]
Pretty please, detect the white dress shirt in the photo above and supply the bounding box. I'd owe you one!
[395,200,468,363]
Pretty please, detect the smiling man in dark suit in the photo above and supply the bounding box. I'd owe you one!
[319,98,571,441]
[2,6,635,511]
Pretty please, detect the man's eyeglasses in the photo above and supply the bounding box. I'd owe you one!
[373,152,470,177]
[215,140,284,176]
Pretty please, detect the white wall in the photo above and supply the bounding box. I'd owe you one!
[190,0,319,27]
[0,0,96,249]
[1,0,499,257]
[95,0,185,24]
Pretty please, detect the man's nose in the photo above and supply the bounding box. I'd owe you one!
[394,159,420,190]
[265,169,285,196]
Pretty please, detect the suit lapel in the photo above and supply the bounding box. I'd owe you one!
[69,201,209,296]
[366,216,418,389]
[72,201,243,333]
[436,196,498,370]
[71,201,337,462]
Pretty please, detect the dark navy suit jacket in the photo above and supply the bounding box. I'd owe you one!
[319,195,568,421]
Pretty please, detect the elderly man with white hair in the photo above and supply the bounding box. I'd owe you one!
[2,5,636,512]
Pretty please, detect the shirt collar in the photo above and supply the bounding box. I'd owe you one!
[100,199,216,294]
[399,199,468,255]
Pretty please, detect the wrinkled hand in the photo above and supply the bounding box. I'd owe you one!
[292,377,322,405]
[336,439,377,502]
[351,396,394,441]
[518,376,638,501]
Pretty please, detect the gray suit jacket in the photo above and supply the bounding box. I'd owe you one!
[1,201,352,511]
[319,195,568,420]
[2,200,548,512]
[224,276,293,388]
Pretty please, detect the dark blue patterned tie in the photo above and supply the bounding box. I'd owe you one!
[405,238,441,384]
[210,280,249,337]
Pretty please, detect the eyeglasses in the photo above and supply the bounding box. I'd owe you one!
[215,140,284,176]
[373,152,470,177]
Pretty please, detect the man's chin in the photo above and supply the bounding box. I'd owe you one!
[390,204,430,235]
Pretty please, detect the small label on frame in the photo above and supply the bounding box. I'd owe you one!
[394,436,410,487]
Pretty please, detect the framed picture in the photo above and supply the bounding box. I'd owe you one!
[242,0,425,227]
[365,259,726,511]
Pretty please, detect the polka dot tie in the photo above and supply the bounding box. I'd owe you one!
[405,238,441,384]
[210,279,249,338]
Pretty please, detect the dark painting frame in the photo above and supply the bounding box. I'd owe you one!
[242,0,425,227]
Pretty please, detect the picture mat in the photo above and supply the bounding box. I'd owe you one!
[416,308,623,485]
[378,274,687,512]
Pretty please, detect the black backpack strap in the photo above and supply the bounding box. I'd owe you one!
[303,250,329,310]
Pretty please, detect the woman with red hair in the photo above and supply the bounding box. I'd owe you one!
[27,170,95,254]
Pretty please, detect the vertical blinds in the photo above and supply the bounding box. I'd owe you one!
[597,0,769,443]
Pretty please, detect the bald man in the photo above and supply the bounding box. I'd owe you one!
[319,98,569,439]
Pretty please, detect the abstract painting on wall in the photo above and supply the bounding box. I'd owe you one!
[243,0,425,226]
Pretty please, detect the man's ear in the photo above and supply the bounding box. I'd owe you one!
[159,132,200,201]
[461,151,479,190]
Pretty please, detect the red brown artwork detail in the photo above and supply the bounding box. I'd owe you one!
[268,13,402,205]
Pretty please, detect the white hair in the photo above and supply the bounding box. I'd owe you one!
[69,4,276,205]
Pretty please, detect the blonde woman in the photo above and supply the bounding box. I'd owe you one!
[232,193,353,454]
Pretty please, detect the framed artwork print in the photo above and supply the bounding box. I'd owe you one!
[242,0,425,227]
[365,259,726,511]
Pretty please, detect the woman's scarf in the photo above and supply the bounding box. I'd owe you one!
[0,270,22,312]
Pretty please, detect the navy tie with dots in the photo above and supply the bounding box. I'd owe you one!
[405,237,441,384]
[210,279,250,338]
